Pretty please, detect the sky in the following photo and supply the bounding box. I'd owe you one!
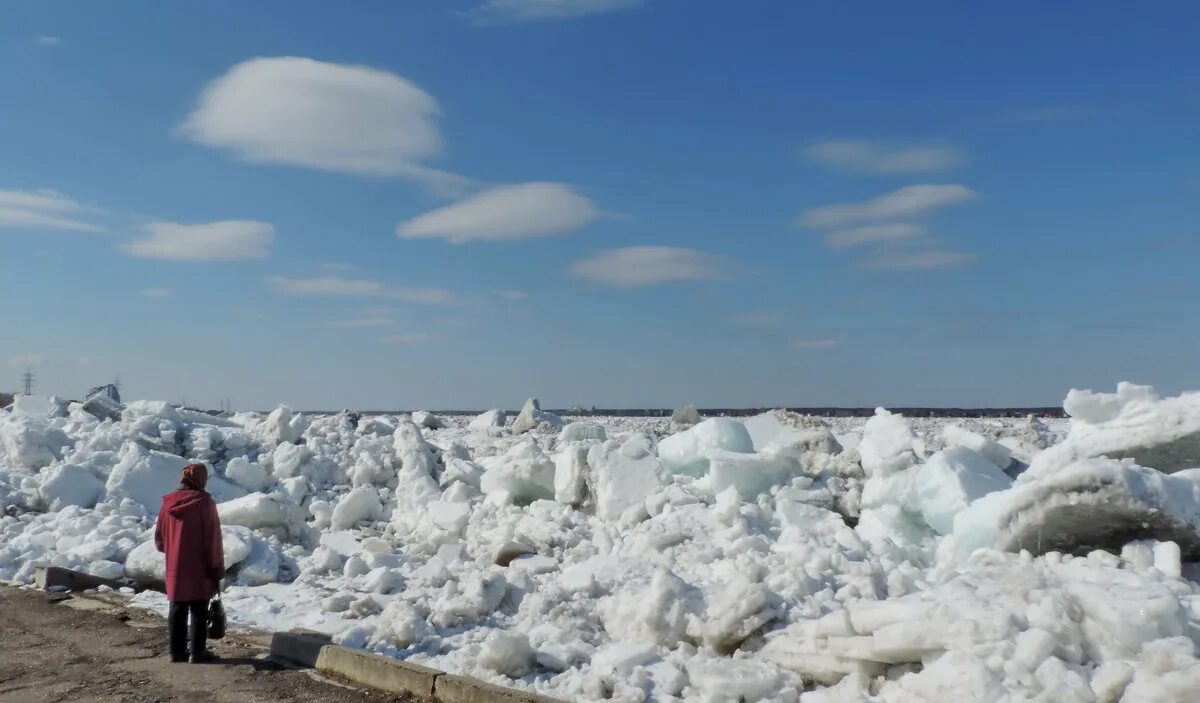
[2,0,1198,410]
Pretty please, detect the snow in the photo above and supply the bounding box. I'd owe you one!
[4,385,1200,702]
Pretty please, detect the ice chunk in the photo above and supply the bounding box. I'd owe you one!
[553,444,590,506]
[479,441,556,504]
[224,457,272,492]
[598,567,698,647]
[234,537,279,586]
[1025,383,1200,481]
[255,405,307,445]
[589,434,669,521]
[330,487,383,530]
[124,539,166,583]
[953,457,1200,560]
[510,397,564,434]
[942,423,1013,472]
[105,446,190,515]
[658,417,754,477]
[468,409,507,433]
[0,415,71,469]
[858,408,921,477]
[670,404,703,427]
[707,447,804,499]
[911,446,1012,535]
[687,658,784,702]
[82,384,123,421]
[478,631,535,678]
[39,464,105,510]
[10,395,68,419]
[217,492,305,535]
[558,421,607,443]
[410,410,447,429]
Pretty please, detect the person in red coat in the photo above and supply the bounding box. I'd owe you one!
[155,462,225,663]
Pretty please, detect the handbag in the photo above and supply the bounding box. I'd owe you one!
[208,583,227,640]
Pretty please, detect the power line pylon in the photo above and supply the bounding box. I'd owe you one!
[21,369,34,395]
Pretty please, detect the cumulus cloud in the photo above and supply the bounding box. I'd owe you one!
[266,276,455,304]
[122,220,273,261]
[397,182,599,243]
[570,246,728,287]
[822,223,926,249]
[0,189,105,233]
[140,288,172,297]
[858,248,978,271]
[180,57,469,193]
[805,140,965,175]
[797,184,976,228]
[468,0,643,23]
[790,339,839,350]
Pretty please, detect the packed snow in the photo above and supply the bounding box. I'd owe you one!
[3,384,1200,701]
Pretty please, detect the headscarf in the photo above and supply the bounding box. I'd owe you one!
[181,463,208,491]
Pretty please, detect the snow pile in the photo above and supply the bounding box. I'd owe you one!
[1024,383,1200,481]
[5,384,1200,702]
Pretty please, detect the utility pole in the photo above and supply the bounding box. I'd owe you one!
[113,374,122,394]
[21,368,34,396]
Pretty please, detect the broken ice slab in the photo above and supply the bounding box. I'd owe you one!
[1023,383,1200,481]
[82,383,124,421]
[953,457,1200,561]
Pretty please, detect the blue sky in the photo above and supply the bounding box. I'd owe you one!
[2,0,1198,410]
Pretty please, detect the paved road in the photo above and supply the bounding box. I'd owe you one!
[0,587,410,703]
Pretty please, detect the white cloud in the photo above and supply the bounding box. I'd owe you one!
[468,0,643,23]
[384,332,437,347]
[570,246,728,287]
[8,355,45,367]
[327,317,392,328]
[790,339,839,350]
[798,184,976,228]
[180,57,468,193]
[35,35,61,47]
[822,223,926,249]
[0,189,106,232]
[140,288,172,297]
[397,182,599,243]
[267,276,455,304]
[805,140,966,175]
[122,220,273,261]
[499,290,528,300]
[858,248,978,271]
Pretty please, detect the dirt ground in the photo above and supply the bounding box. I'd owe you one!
[0,587,413,703]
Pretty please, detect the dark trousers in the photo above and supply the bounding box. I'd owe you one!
[168,600,207,660]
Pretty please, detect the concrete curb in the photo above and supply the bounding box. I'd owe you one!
[270,631,566,702]
[34,566,125,592]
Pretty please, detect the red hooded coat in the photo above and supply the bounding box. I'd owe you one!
[154,487,224,602]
